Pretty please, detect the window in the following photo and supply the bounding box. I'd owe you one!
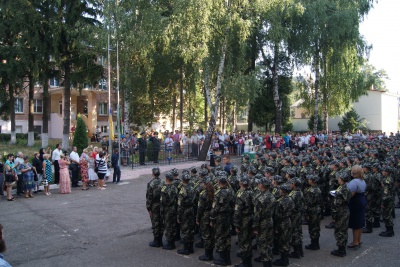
[34,99,43,113]
[50,77,59,87]
[34,125,42,134]
[301,113,306,119]
[101,125,108,133]
[83,102,88,115]
[99,103,108,115]
[59,101,63,115]
[15,98,23,113]
[98,79,107,90]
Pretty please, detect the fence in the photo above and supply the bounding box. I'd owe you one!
[126,144,200,168]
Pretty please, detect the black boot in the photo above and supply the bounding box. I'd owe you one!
[289,245,301,259]
[234,255,252,267]
[362,222,373,233]
[272,253,289,266]
[263,261,272,267]
[199,248,214,261]
[177,242,193,255]
[331,246,346,257]
[213,251,227,266]
[225,250,232,265]
[195,238,204,248]
[149,235,162,247]
[305,239,320,250]
[379,226,395,237]
[162,239,176,250]
[188,242,194,253]
[372,218,381,228]
[299,243,304,257]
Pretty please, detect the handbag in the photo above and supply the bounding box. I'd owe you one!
[34,173,38,182]
[5,173,16,183]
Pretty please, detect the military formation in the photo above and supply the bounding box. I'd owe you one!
[145,136,399,267]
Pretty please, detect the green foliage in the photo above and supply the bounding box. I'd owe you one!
[338,108,366,133]
[283,121,293,133]
[72,115,88,154]
[308,115,323,132]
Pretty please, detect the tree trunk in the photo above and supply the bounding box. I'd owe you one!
[62,63,71,150]
[203,85,208,129]
[28,74,35,146]
[123,97,130,133]
[219,98,222,129]
[179,65,184,132]
[272,43,282,134]
[222,97,225,133]
[322,55,329,132]
[198,41,227,161]
[9,84,16,144]
[232,101,237,131]
[42,71,49,148]
[313,47,320,133]
[172,90,176,132]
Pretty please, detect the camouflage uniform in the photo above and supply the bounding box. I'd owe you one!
[210,181,235,264]
[372,168,384,225]
[146,175,165,245]
[304,177,322,250]
[288,180,304,256]
[160,181,178,248]
[233,185,254,259]
[177,179,195,249]
[273,184,294,266]
[253,180,276,263]
[380,170,395,236]
[332,183,352,248]
[363,167,382,231]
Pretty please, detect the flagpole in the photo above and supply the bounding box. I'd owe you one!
[116,28,121,166]
[107,33,112,156]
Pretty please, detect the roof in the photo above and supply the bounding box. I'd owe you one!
[290,99,304,108]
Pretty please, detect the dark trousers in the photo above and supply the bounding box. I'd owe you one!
[139,150,146,165]
[191,143,198,157]
[17,174,23,194]
[70,164,79,186]
[113,166,121,183]
[54,160,60,184]
[153,150,159,163]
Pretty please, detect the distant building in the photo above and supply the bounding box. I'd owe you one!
[0,79,118,139]
[291,90,400,133]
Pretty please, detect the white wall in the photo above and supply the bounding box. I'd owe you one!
[50,113,63,139]
[291,119,309,132]
[380,92,399,133]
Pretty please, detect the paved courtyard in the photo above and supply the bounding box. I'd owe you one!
[1,161,399,267]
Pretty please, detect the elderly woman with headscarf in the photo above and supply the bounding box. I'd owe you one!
[80,148,90,190]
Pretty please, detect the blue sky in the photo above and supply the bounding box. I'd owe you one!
[360,0,400,93]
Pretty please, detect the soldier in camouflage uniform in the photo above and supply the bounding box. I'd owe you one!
[241,155,251,174]
[331,172,352,257]
[288,178,304,259]
[171,168,182,241]
[177,173,196,254]
[280,157,292,177]
[299,157,313,189]
[291,157,301,178]
[146,167,165,247]
[304,175,322,251]
[194,168,207,248]
[197,176,215,261]
[253,177,276,267]
[362,163,381,233]
[160,172,178,250]
[325,160,340,229]
[379,166,395,237]
[233,174,254,267]
[211,174,235,266]
[272,184,294,266]
[229,165,240,193]
[371,163,384,228]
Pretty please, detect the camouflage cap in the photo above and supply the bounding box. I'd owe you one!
[214,155,222,162]
[152,167,160,176]
[273,175,285,184]
[248,166,258,175]
[330,160,340,167]
[372,163,381,170]
[199,169,209,177]
[181,173,191,181]
[362,163,372,170]
[290,178,302,187]
[306,174,319,183]
[201,176,212,184]
[285,169,296,178]
[256,177,271,187]
[239,174,250,185]
[279,184,292,193]
[256,152,264,157]
[230,165,238,174]
[243,154,250,160]
[240,164,248,173]
[190,167,197,174]
[201,163,208,169]
[264,167,275,174]
[165,172,174,181]
[382,166,392,173]
[340,172,351,182]
[171,168,179,176]
[182,169,190,175]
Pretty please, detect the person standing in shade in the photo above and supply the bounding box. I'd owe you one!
[69,146,80,187]
[177,173,195,255]
[111,148,121,183]
[32,152,43,194]
[304,175,322,251]
[164,133,174,163]
[160,172,178,250]
[14,152,24,196]
[96,152,108,190]
[146,167,164,247]
[0,155,4,197]
[42,154,52,195]
[59,154,71,194]
[331,172,352,257]
[379,166,395,237]
[20,156,36,198]
[210,174,235,266]
[149,132,161,163]
[52,144,62,184]
[137,132,147,165]
[0,224,12,267]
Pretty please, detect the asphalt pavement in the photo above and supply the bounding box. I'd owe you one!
[0,160,399,267]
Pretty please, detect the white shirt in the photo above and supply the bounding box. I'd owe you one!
[52,149,61,161]
[70,151,80,164]
[191,135,199,144]
[165,137,173,147]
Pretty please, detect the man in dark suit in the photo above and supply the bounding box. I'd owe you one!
[111,148,121,183]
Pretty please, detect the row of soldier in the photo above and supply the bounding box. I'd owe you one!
[146,137,399,267]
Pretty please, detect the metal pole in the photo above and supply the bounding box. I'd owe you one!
[107,33,112,157]
[117,30,121,166]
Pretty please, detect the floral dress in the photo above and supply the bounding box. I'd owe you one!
[59,159,71,194]
[20,162,35,191]
[80,156,89,183]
